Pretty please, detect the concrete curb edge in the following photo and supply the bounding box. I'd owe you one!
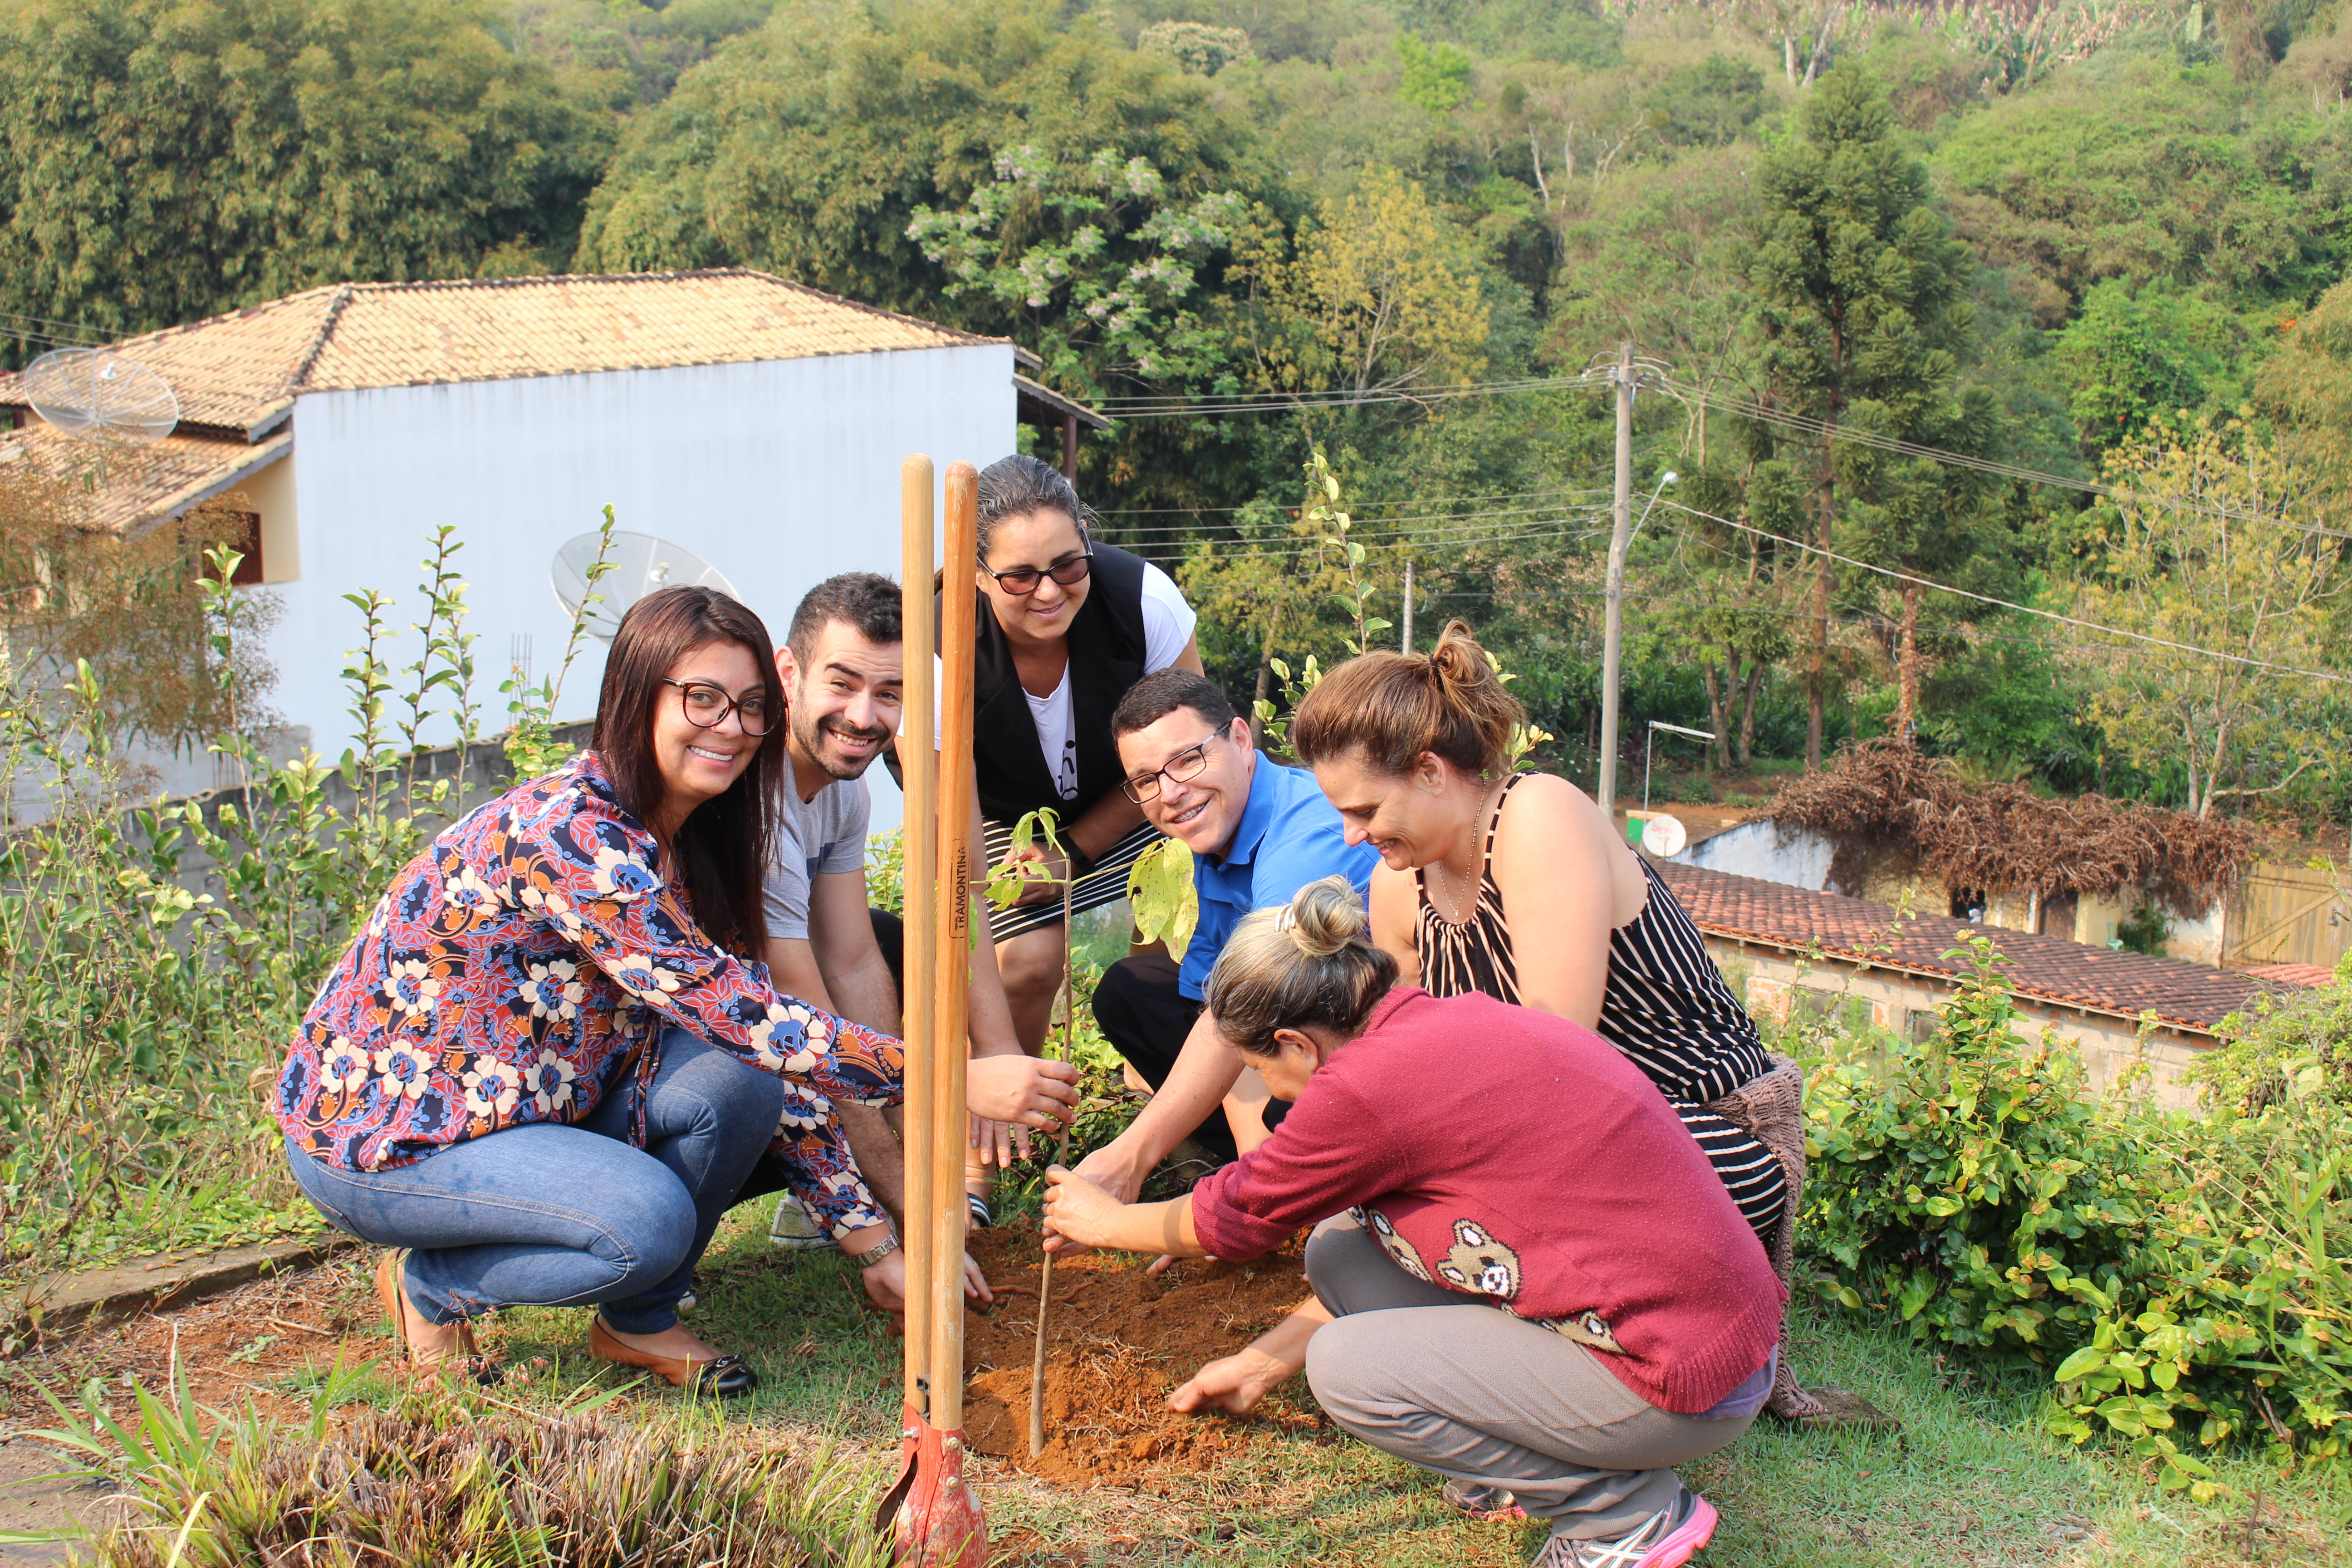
[13,1234,358,1341]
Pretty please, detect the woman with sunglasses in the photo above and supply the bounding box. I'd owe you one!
[947,456,1204,1218]
[276,586,1076,1393]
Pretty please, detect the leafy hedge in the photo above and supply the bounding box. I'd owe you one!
[1803,937,2352,1498]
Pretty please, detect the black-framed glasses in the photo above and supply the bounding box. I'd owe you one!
[662,678,774,737]
[985,552,1093,596]
[1121,732,1225,804]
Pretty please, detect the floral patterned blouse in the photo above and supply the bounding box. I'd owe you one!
[275,750,902,1238]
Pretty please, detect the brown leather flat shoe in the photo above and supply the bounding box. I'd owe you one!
[588,1314,760,1398]
[375,1250,501,1386]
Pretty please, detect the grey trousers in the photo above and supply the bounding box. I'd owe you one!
[1302,1220,1755,1540]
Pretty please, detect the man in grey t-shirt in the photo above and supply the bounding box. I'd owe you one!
[739,573,1067,1313]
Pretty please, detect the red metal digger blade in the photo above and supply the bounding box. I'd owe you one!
[876,1408,987,1568]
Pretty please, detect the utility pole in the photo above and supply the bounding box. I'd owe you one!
[1400,559,1415,654]
[1597,341,1633,821]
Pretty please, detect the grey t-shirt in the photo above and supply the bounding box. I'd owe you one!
[760,776,872,941]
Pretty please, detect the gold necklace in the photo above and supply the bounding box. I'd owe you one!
[1428,780,1502,923]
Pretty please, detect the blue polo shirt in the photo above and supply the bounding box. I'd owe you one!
[1179,755,1382,1000]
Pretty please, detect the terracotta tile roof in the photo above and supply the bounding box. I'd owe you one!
[1654,859,2291,1034]
[0,423,288,534]
[2244,962,2337,990]
[0,270,1004,440]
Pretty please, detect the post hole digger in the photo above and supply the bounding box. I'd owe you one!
[875,455,988,1568]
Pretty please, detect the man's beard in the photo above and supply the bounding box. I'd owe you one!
[792,706,889,783]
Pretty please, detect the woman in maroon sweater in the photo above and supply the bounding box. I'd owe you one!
[1045,877,1780,1568]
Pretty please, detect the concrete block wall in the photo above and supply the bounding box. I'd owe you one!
[1710,937,2206,1110]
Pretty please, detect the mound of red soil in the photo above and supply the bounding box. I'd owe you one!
[961,1227,1314,1489]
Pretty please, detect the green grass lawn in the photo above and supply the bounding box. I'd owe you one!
[437,1198,2352,1568]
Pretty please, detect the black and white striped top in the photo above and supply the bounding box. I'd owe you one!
[1412,776,1788,1238]
[1413,774,1772,1105]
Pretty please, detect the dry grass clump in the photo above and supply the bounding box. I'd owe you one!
[1767,738,2255,911]
[66,1376,884,1568]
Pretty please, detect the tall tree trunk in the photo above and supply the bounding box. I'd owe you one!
[1892,579,1922,744]
[1807,463,1833,771]
[1738,664,1761,767]
[1702,663,1731,769]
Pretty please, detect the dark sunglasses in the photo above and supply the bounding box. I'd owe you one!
[985,552,1093,596]
[662,678,774,737]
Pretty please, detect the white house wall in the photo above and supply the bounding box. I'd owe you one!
[1671,820,1836,891]
[269,344,1014,831]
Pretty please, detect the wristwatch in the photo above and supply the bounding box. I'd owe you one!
[851,1232,901,1269]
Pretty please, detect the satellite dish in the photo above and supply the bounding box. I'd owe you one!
[552,530,740,642]
[21,348,180,446]
[1641,813,1688,858]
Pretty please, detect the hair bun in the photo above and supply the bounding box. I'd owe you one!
[1284,876,1368,958]
[1428,620,1486,686]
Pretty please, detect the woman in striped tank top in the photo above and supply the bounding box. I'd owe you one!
[1288,623,1790,1240]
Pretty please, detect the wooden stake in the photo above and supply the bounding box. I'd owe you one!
[931,460,980,1436]
[1028,862,1076,1458]
[900,456,938,1412]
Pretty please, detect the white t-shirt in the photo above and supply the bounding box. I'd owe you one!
[929,561,1197,798]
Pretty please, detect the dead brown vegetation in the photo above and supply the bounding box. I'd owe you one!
[0,465,275,750]
[1765,738,2256,912]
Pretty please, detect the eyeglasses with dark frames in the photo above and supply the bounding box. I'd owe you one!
[985,552,1093,596]
[1120,731,1225,804]
[662,678,774,737]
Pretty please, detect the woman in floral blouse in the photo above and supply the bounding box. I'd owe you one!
[277,586,1077,1395]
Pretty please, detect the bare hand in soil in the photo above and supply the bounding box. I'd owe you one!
[966,1052,1081,1129]
[1167,1346,1298,1417]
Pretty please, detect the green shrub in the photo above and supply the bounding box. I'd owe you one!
[0,518,613,1305]
[1805,936,2352,1494]
[2115,900,2171,955]
[2188,950,2352,1114]
[865,827,905,916]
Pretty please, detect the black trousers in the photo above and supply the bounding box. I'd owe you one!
[1093,955,1289,1165]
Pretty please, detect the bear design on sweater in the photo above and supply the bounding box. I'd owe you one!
[1362,1206,1434,1282]
[1370,1211,1627,1354]
[1436,1220,1521,1298]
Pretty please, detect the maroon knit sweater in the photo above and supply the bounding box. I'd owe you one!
[1190,986,1784,1414]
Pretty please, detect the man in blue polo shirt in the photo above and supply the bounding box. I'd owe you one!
[1088,668,1378,1165]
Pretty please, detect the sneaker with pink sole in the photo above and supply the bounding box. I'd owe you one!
[1530,1490,1719,1568]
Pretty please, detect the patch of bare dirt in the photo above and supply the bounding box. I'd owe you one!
[0,1252,382,1431]
[960,1227,1319,1491]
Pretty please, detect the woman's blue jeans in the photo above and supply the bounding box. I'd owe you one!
[284,1029,785,1335]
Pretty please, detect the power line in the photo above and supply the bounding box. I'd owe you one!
[0,310,107,349]
[1088,359,2352,545]
[1128,519,1614,568]
[1655,497,2352,688]
[1102,495,1614,539]
[1662,378,2352,546]
[1095,484,1610,516]
[1094,373,1591,417]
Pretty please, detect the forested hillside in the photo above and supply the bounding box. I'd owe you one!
[5,0,2350,816]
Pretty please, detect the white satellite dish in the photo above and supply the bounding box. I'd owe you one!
[1641,813,1688,858]
[552,530,740,642]
[21,348,180,446]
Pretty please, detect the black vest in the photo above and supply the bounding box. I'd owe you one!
[947,542,1151,822]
